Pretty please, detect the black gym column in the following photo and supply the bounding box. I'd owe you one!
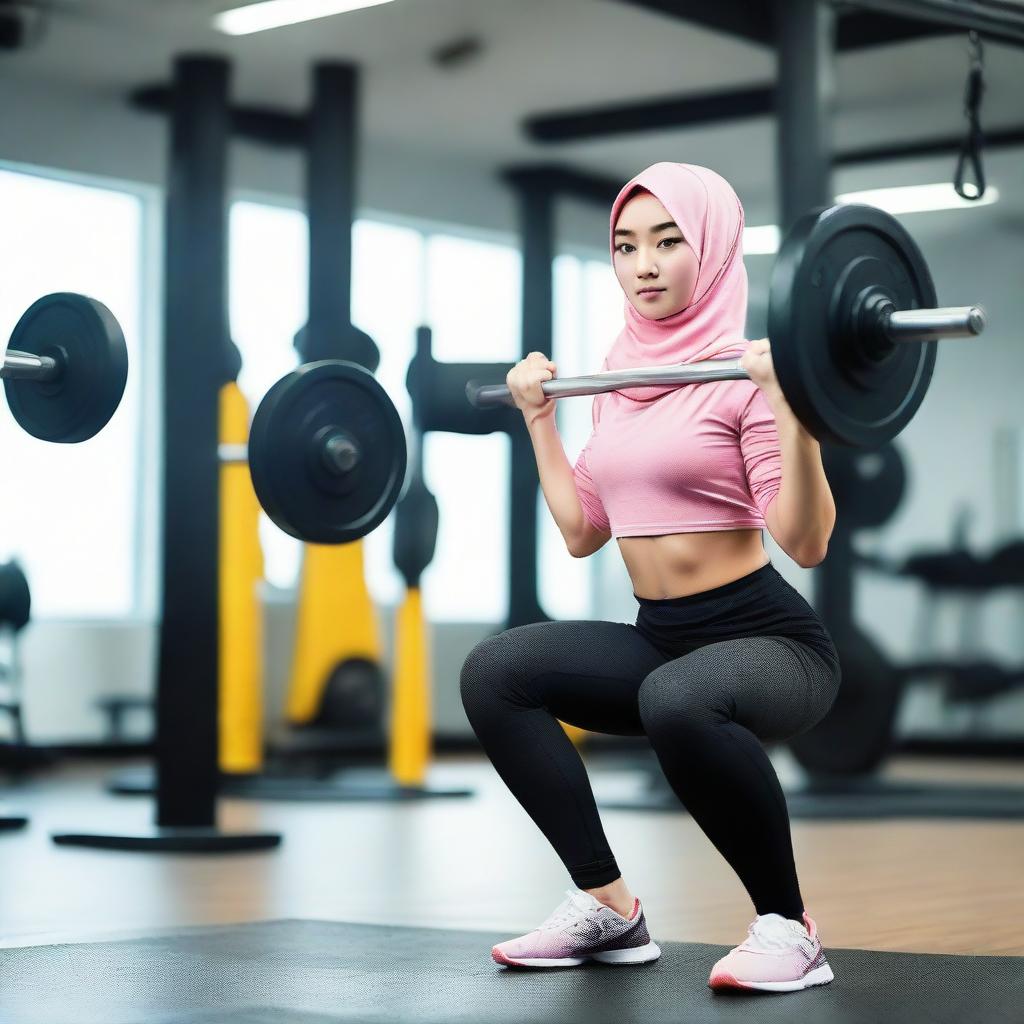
[299,62,379,372]
[510,178,554,627]
[774,3,852,631]
[307,63,354,359]
[775,0,836,232]
[158,56,230,828]
[52,55,278,851]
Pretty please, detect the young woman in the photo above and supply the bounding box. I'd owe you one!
[460,162,841,994]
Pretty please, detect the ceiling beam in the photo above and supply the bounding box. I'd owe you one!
[525,77,1024,164]
[525,85,773,143]
[501,165,623,205]
[835,121,1024,163]
[130,85,306,148]
[618,0,1020,47]
[844,0,1024,47]
[617,0,773,45]
[503,122,1024,212]
[834,8,957,46]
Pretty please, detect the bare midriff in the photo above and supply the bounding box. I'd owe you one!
[617,528,770,600]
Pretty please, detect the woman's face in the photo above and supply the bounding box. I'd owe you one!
[612,191,699,319]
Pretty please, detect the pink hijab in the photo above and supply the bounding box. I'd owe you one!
[602,162,748,402]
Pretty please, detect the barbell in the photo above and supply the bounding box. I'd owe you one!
[235,202,991,544]
[466,204,986,449]
[2,292,129,443]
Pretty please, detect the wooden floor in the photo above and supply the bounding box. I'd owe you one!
[1,750,1022,956]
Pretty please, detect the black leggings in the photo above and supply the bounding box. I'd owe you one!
[459,561,841,923]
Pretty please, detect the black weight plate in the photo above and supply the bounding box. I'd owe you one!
[5,292,129,443]
[248,360,407,545]
[788,625,904,777]
[823,444,907,530]
[769,204,937,448]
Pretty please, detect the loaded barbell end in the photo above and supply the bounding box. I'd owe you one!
[0,349,61,381]
[320,431,359,474]
[3,292,129,443]
[884,304,987,342]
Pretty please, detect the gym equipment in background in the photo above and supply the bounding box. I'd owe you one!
[218,354,266,776]
[856,522,1024,739]
[0,560,31,833]
[271,64,395,779]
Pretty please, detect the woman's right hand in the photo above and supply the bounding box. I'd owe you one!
[506,352,557,425]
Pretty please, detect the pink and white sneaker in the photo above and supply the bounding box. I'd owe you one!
[708,910,834,993]
[491,887,661,968]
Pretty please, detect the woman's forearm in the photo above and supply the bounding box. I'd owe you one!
[524,413,588,552]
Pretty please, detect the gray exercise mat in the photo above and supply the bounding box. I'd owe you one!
[1,918,1020,1024]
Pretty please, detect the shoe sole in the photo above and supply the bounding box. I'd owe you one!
[709,962,834,993]
[492,939,662,969]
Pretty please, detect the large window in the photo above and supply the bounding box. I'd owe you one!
[229,201,623,623]
[420,233,520,623]
[0,166,146,618]
[228,201,308,590]
[542,256,627,620]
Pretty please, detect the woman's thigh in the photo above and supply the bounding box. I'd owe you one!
[460,619,667,737]
[640,634,841,744]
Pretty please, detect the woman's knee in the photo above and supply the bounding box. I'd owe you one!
[459,628,534,721]
[460,632,504,710]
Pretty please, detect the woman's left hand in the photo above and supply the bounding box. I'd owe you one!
[740,338,786,406]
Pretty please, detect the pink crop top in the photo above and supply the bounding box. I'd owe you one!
[572,378,782,537]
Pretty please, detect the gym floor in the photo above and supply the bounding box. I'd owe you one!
[2,750,1022,957]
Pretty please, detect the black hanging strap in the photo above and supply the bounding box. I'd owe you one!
[954,30,986,200]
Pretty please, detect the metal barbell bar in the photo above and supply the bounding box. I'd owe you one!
[219,434,361,475]
[466,304,986,411]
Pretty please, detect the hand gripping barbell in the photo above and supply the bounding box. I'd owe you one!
[466,204,987,449]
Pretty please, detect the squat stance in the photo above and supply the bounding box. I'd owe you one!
[461,162,841,994]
